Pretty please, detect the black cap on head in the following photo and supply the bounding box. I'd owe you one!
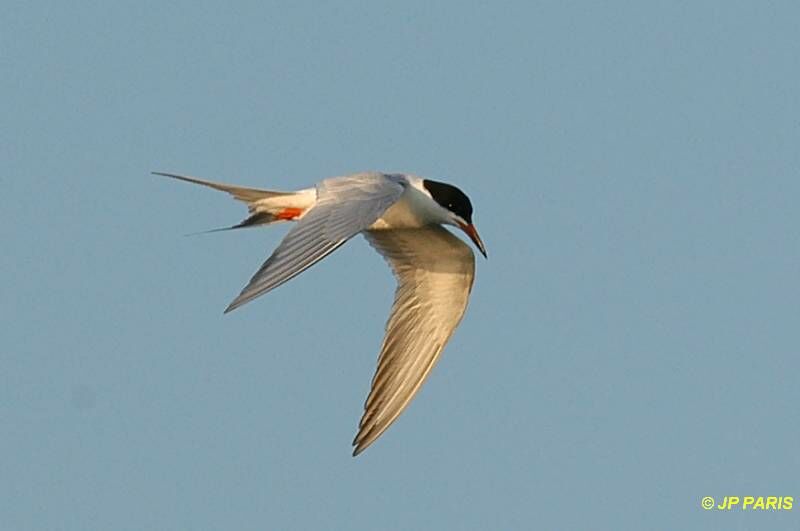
[422,179,473,223]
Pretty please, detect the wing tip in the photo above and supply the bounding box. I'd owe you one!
[351,436,371,457]
[351,423,384,457]
[224,293,247,313]
[224,286,266,313]
[152,170,186,180]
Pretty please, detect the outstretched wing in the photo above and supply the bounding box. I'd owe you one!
[225,174,404,312]
[354,226,476,455]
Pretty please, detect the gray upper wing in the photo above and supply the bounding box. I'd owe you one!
[225,174,404,312]
[353,226,476,455]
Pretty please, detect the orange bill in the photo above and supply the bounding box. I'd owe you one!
[459,222,487,258]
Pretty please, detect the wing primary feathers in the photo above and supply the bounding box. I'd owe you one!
[352,227,475,456]
[222,173,405,313]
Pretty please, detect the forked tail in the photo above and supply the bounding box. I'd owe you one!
[154,171,314,229]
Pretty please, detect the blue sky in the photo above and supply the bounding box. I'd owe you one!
[3,2,799,530]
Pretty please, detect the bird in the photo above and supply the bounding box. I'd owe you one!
[155,171,487,455]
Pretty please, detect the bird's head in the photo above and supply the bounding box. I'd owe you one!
[423,179,487,258]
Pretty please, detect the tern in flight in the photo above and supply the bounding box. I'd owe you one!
[157,171,486,455]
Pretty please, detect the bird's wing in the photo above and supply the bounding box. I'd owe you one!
[225,174,404,312]
[354,226,476,455]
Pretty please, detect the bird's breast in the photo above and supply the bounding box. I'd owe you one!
[369,187,444,230]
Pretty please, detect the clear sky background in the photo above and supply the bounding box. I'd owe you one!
[3,2,798,530]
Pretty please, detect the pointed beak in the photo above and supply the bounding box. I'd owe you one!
[459,222,487,258]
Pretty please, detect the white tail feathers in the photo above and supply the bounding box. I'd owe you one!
[155,171,315,229]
